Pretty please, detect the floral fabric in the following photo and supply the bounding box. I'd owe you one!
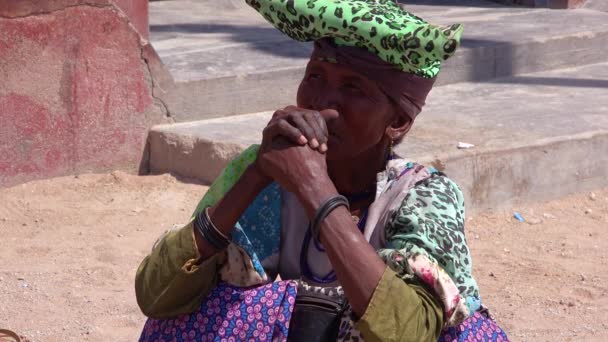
[441,312,509,342]
[190,146,480,325]
[139,281,298,342]
[139,281,507,342]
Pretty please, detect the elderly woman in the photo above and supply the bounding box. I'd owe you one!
[135,1,508,341]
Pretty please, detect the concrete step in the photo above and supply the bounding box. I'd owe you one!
[146,62,608,213]
[150,0,608,121]
[584,0,608,13]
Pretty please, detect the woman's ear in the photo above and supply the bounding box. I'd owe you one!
[385,109,413,142]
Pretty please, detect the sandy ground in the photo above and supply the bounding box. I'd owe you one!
[0,171,606,342]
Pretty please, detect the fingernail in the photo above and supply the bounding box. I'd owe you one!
[299,136,308,144]
[320,143,328,152]
[310,139,319,148]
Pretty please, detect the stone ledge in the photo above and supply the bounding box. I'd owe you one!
[146,62,608,212]
[149,0,608,120]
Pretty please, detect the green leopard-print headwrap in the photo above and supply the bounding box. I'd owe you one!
[246,0,463,78]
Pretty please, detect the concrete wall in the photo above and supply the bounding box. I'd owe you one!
[0,1,171,187]
[548,0,586,8]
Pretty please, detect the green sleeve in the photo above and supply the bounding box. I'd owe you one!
[369,173,479,329]
[134,221,220,319]
[355,268,444,342]
[380,174,479,310]
[134,145,261,319]
[191,145,260,217]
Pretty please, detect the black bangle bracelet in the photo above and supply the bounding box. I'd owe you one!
[205,207,230,240]
[194,207,231,250]
[310,195,350,242]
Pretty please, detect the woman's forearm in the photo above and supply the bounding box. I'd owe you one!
[321,207,386,317]
[136,164,269,318]
[195,164,270,260]
[296,177,386,317]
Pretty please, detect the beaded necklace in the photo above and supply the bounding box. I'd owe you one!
[299,208,368,283]
[299,152,394,283]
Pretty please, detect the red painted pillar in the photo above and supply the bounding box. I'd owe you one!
[0,0,166,187]
[0,1,149,38]
[113,0,149,39]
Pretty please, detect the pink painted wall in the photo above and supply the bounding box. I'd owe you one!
[0,1,168,187]
[114,0,149,39]
[0,0,149,37]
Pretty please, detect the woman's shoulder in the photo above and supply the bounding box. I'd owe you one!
[385,158,465,212]
[388,165,466,238]
[409,170,465,211]
[383,163,480,319]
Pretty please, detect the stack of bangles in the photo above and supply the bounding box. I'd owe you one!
[195,195,349,250]
[310,195,350,243]
[194,207,231,250]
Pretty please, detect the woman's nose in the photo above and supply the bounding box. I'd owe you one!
[311,87,341,112]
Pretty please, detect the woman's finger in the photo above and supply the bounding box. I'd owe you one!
[271,109,287,120]
[263,119,307,145]
[267,110,287,127]
[306,111,329,149]
[290,113,319,149]
[282,105,299,112]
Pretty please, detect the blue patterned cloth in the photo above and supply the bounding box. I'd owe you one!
[233,183,283,277]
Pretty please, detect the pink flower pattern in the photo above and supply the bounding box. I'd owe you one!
[139,281,297,342]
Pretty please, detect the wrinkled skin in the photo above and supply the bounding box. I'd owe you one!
[207,58,417,317]
[297,59,401,161]
[256,59,413,197]
[253,59,415,316]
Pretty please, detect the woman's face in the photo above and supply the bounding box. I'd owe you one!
[296,60,397,161]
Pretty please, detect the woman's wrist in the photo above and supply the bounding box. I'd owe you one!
[210,165,269,235]
[295,175,340,218]
[196,162,272,259]
[247,161,273,191]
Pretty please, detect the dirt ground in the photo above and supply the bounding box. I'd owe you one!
[0,172,606,342]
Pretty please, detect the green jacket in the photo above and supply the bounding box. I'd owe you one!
[135,149,478,341]
[135,221,444,342]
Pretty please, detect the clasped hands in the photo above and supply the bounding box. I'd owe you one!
[254,106,339,199]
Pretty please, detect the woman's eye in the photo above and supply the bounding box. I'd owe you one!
[343,83,363,93]
[307,73,322,80]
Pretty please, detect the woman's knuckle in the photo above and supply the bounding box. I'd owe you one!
[272,109,286,118]
[277,120,289,129]
[301,124,313,134]
[290,111,303,120]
